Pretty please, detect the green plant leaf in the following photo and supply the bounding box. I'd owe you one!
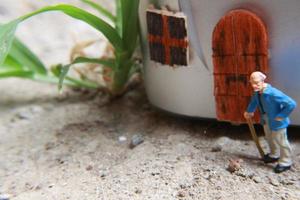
[1,37,46,75]
[53,57,115,90]
[2,54,23,69]
[0,20,20,66]
[120,0,139,57]
[52,62,100,91]
[72,56,115,68]
[62,75,99,89]
[9,38,47,74]
[0,67,33,78]
[81,0,116,23]
[57,64,71,91]
[20,4,123,51]
[115,0,123,37]
[110,58,134,94]
[0,4,124,66]
[0,2,141,95]
[1,56,97,88]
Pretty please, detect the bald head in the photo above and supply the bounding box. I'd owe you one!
[250,71,267,82]
[249,71,267,92]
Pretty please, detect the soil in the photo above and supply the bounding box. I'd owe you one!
[0,1,299,200]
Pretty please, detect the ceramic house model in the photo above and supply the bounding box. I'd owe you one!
[139,0,300,125]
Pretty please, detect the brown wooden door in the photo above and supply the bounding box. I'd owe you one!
[212,9,269,123]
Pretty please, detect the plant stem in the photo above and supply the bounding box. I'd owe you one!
[33,74,99,89]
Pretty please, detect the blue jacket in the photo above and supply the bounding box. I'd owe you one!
[247,84,297,131]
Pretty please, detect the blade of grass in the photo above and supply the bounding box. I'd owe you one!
[0,2,141,95]
[55,57,115,90]
[1,54,23,69]
[0,20,20,65]
[63,76,99,89]
[0,60,78,87]
[81,0,116,23]
[18,4,123,51]
[122,0,139,57]
[0,4,123,67]
[9,38,47,74]
[72,56,115,68]
[52,63,99,91]
[57,64,71,91]
[55,64,81,91]
[110,59,134,93]
[115,0,123,37]
[33,73,94,88]
[0,68,89,89]
[0,67,33,78]
[2,48,98,89]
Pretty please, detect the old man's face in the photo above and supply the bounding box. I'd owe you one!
[250,77,264,92]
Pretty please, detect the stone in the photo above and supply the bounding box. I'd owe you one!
[216,137,231,146]
[135,189,142,194]
[99,170,107,178]
[211,145,222,152]
[118,136,127,143]
[235,170,247,178]
[253,176,263,183]
[44,142,55,150]
[269,177,280,186]
[129,134,144,149]
[236,170,255,179]
[0,194,10,200]
[16,110,31,120]
[35,184,42,190]
[30,106,43,114]
[227,159,243,173]
[86,165,93,171]
[211,137,232,152]
[177,190,185,198]
[15,106,43,120]
[280,193,290,200]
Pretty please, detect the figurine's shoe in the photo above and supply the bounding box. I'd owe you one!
[263,154,279,163]
[274,164,291,173]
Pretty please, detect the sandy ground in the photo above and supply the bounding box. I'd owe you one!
[0,1,300,200]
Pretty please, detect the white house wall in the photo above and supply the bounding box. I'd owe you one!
[139,0,300,124]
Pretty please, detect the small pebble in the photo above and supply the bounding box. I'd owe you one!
[211,145,222,152]
[177,190,186,198]
[129,134,144,149]
[118,136,127,143]
[135,189,142,194]
[16,111,31,120]
[35,184,42,190]
[253,176,262,183]
[269,177,280,186]
[30,106,43,113]
[0,194,10,200]
[99,171,107,178]
[235,171,247,178]
[227,159,243,173]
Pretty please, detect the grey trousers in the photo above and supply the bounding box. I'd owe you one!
[263,115,292,166]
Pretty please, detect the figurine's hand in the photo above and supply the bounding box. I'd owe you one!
[244,112,254,119]
[275,117,283,121]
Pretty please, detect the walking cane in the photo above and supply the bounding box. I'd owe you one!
[246,117,265,159]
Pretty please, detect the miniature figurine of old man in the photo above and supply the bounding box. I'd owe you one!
[244,71,297,173]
